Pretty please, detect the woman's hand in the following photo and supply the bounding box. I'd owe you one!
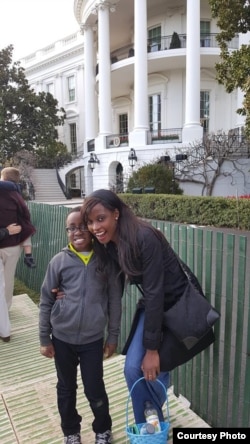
[141,349,160,380]
[51,288,65,300]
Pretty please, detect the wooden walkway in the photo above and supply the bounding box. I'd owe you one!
[0,295,210,444]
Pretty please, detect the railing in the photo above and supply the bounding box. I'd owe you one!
[55,167,71,199]
[105,129,182,148]
[110,33,239,63]
[106,133,129,148]
[203,131,250,159]
[70,150,84,161]
[147,128,182,144]
[15,202,250,428]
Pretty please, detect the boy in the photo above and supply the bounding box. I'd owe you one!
[0,167,36,268]
[39,206,122,444]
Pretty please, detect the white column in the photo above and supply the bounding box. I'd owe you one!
[236,31,250,128]
[130,0,148,147]
[81,25,97,140]
[182,0,203,143]
[98,2,112,135]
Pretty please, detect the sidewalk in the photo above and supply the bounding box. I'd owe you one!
[0,295,210,444]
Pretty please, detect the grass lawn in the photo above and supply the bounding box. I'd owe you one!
[14,278,40,305]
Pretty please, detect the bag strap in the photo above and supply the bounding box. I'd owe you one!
[176,256,204,295]
[134,282,144,296]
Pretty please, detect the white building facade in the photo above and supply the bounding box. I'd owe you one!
[21,0,250,197]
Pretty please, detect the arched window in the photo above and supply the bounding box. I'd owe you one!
[116,163,124,193]
[70,173,76,188]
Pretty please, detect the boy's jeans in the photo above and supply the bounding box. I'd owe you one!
[52,336,111,436]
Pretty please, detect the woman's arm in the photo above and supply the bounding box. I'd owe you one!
[105,261,123,357]
[138,229,165,349]
[136,228,166,379]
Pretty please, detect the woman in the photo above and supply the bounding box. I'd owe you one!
[81,189,188,425]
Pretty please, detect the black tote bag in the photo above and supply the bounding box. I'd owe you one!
[161,257,220,370]
[122,257,220,372]
[159,257,220,371]
[159,325,216,372]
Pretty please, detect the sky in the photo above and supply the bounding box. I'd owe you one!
[0,0,79,61]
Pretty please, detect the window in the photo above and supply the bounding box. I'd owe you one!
[116,163,124,193]
[149,94,161,131]
[200,91,210,133]
[119,114,128,134]
[46,83,54,95]
[200,21,211,47]
[70,173,76,188]
[148,26,161,52]
[67,75,76,102]
[70,123,77,155]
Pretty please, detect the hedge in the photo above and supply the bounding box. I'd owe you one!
[119,194,250,230]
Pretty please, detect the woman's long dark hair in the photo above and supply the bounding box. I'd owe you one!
[81,189,167,276]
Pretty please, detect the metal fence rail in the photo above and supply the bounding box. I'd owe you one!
[15,202,250,428]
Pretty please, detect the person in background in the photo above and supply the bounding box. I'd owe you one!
[0,169,36,342]
[39,206,122,444]
[0,167,36,268]
[81,189,188,425]
[0,223,22,342]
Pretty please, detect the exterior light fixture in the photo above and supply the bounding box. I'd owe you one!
[175,154,188,161]
[128,148,137,168]
[160,155,171,163]
[88,153,100,171]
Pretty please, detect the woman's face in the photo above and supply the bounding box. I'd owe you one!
[86,203,119,244]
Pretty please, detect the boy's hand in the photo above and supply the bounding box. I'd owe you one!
[40,344,55,358]
[103,343,117,359]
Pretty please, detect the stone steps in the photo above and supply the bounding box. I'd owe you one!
[31,169,66,202]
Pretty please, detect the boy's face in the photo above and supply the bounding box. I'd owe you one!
[66,211,92,252]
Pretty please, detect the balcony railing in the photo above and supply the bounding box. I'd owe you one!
[209,131,250,158]
[106,133,129,148]
[148,128,182,144]
[110,33,239,64]
[106,130,182,147]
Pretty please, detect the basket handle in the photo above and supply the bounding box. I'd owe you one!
[126,377,170,428]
